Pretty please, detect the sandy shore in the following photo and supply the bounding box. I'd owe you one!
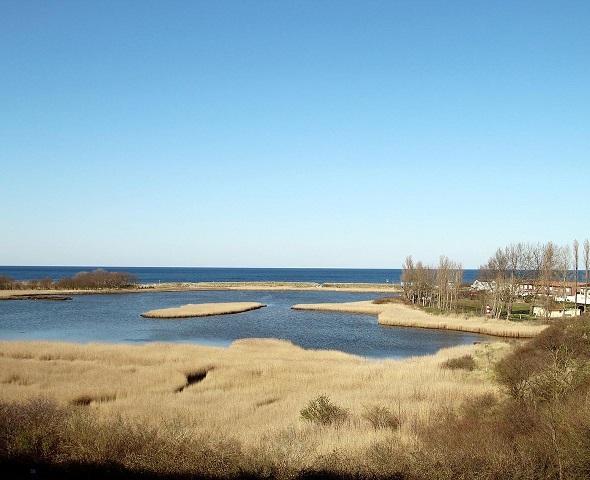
[137,281,403,293]
[141,302,266,318]
[292,300,548,338]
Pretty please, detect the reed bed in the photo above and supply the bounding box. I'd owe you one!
[140,301,266,318]
[4,318,589,479]
[293,301,548,338]
[0,337,508,475]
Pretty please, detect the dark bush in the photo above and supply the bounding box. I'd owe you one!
[440,354,477,371]
[495,317,590,403]
[0,275,15,290]
[363,405,400,430]
[0,396,71,462]
[0,397,244,478]
[410,317,590,480]
[372,296,402,305]
[55,270,138,290]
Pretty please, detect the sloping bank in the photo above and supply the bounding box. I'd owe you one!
[292,301,547,338]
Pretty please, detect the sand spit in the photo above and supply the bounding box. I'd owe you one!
[141,302,266,319]
[0,282,402,298]
[292,301,548,338]
[138,281,403,293]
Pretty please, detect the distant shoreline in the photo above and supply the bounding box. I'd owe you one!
[0,281,403,298]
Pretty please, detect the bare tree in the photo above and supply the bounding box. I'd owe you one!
[437,256,451,311]
[480,244,529,320]
[584,239,589,309]
[403,254,461,311]
[538,242,560,321]
[451,262,463,313]
[417,261,436,307]
[557,245,571,310]
[573,240,579,310]
[401,256,415,303]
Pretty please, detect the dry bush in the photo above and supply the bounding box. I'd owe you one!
[407,317,590,480]
[459,392,498,420]
[54,269,138,290]
[495,317,590,403]
[362,405,400,430]
[440,354,477,371]
[372,296,402,305]
[0,275,16,290]
[0,396,245,478]
[0,396,71,463]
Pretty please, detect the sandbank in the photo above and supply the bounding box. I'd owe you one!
[137,281,403,293]
[292,300,548,338]
[0,281,403,298]
[140,302,266,319]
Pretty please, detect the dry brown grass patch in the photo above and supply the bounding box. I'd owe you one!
[141,301,266,318]
[0,338,512,478]
[293,300,548,338]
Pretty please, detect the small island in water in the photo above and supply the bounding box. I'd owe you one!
[140,302,266,319]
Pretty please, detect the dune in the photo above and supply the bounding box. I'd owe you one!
[141,302,266,319]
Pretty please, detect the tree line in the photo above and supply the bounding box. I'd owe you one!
[401,239,590,318]
[479,240,590,319]
[0,269,138,290]
[401,255,463,312]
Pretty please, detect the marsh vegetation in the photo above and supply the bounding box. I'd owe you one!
[2,315,589,479]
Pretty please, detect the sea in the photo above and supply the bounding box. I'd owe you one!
[0,266,482,285]
[0,266,487,359]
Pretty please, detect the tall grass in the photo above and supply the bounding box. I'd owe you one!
[293,300,548,337]
[0,338,506,478]
[3,315,589,478]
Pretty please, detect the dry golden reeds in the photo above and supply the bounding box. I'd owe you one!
[0,337,508,465]
[293,301,548,338]
[140,302,266,318]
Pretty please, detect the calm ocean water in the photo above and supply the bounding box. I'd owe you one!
[0,266,481,284]
[0,266,488,359]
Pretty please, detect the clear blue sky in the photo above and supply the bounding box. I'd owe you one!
[1,1,588,268]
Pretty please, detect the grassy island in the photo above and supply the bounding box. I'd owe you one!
[140,302,266,318]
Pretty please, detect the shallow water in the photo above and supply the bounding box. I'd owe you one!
[0,290,489,359]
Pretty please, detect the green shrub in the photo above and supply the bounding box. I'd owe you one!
[300,395,348,426]
[441,354,477,371]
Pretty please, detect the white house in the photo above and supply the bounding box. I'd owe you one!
[470,280,494,291]
[532,305,581,318]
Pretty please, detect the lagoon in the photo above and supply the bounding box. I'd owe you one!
[0,289,488,359]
